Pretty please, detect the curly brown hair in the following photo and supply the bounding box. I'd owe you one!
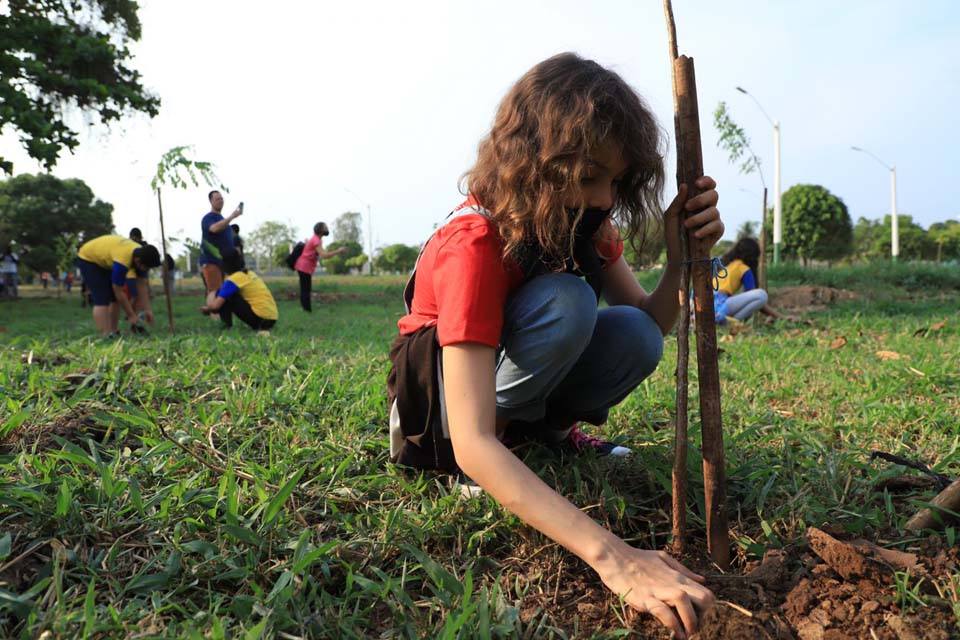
[462,52,665,267]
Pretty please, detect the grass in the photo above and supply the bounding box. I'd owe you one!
[1,269,959,638]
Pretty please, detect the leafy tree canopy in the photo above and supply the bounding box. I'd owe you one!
[323,240,364,275]
[332,211,363,245]
[781,184,852,265]
[247,221,297,269]
[375,243,420,274]
[0,173,114,272]
[0,0,160,174]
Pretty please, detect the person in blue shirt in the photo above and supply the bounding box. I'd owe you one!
[200,190,242,307]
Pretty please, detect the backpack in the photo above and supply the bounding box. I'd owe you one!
[285,241,305,270]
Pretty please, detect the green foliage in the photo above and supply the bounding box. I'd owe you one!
[374,243,420,274]
[324,240,364,274]
[0,0,160,174]
[1,273,959,637]
[332,211,363,245]
[0,173,114,272]
[151,146,226,194]
[246,221,297,270]
[929,220,960,261]
[713,101,763,184]
[853,215,941,262]
[620,220,665,269]
[781,184,853,265]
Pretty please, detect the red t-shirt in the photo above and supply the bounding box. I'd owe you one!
[397,202,624,348]
[294,234,322,274]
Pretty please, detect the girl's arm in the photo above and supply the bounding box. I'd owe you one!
[443,343,713,639]
[602,177,724,334]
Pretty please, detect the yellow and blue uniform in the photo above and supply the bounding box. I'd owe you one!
[714,259,757,323]
[76,235,140,305]
[715,259,755,296]
[217,270,278,321]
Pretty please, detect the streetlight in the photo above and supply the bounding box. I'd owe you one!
[344,188,375,276]
[736,86,782,264]
[851,146,898,261]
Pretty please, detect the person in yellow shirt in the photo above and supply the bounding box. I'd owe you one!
[199,252,277,331]
[76,234,161,336]
[715,237,798,324]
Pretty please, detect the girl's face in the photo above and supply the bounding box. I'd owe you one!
[564,139,628,211]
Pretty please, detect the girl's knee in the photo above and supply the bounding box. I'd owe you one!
[513,273,597,346]
[606,306,663,376]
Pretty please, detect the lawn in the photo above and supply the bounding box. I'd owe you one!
[1,267,958,638]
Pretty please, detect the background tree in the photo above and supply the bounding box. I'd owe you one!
[852,216,883,260]
[620,220,666,269]
[713,101,768,283]
[331,211,363,245]
[375,243,420,274]
[0,174,114,273]
[0,0,160,174]
[869,215,934,261]
[247,221,297,269]
[781,184,853,265]
[323,241,364,275]
[929,220,960,263]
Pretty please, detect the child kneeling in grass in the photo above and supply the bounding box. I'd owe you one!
[387,53,725,639]
[200,252,277,331]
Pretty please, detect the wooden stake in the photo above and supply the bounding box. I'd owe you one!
[759,187,768,290]
[905,478,960,532]
[664,0,730,569]
[664,0,689,557]
[156,187,175,333]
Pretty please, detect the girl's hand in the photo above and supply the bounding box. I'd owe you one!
[664,176,724,257]
[596,546,714,639]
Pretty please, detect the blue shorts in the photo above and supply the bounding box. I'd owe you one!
[75,258,115,306]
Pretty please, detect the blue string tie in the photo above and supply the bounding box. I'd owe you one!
[682,257,727,291]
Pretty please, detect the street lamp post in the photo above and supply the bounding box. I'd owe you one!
[736,86,782,264]
[851,146,898,260]
[345,188,375,276]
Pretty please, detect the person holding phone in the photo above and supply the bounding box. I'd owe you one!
[199,191,242,307]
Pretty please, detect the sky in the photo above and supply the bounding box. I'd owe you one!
[3,0,959,255]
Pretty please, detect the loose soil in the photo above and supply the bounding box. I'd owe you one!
[510,526,958,639]
[771,286,858,312]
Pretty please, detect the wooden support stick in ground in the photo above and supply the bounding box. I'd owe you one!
[905,478,960,531]
[665,0,691,557]
[759,187,768,290]
[156,187,175,333]
[663,0,730,568]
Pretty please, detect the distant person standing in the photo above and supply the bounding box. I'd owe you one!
[200,252,277,331]
[231,224,244,259]
[294,222,346,312]
[76,234,161,336]
[1,246,19,300]
[200,190,242,307]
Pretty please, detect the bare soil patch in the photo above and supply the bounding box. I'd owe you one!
[771,286,858,312]
[504,527,958,639]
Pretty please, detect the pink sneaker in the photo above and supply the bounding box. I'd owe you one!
[566,424,631,457]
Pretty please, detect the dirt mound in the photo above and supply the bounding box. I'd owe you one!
[771,286,858,311]
[509,527,958,639]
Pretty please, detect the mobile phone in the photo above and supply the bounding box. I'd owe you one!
[239,202,244,211]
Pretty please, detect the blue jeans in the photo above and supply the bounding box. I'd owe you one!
[495,274,663,434]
